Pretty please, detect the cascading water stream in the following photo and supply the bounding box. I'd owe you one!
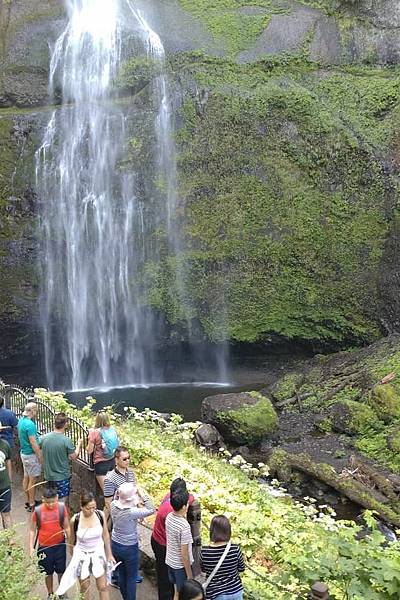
[36,0,228,391]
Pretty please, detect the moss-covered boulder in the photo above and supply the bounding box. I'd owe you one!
[387,426,400,453]
[328,400,381,436]
[368,384,400,424]
[201,391,278,446]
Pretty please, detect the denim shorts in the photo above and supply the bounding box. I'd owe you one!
[214,593,243,600]
[167,566,187,590]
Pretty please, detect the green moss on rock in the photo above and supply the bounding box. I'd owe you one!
[218,394,279,445]
[368,384,400,424]
[329,399,382,435]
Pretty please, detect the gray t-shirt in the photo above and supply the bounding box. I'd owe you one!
[41,431,75,481]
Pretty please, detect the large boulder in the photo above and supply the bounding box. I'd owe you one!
[194,423,225,450]
[201,392,279,446]
[328,400,381,436]
[368,384,400,424]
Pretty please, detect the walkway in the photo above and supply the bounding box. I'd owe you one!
[11,476,157,600]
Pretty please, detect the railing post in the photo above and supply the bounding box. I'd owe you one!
[308,582,329,599]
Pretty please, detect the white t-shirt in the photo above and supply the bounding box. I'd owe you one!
[165,512,194,569]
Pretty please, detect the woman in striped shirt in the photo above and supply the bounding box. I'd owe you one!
[200,515,245,600]
[111,482,155,600]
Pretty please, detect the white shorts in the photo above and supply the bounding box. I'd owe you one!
[21,453,42,477]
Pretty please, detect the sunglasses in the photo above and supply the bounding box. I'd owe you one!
[120,456,130,461]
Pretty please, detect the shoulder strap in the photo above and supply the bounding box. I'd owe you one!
[33,506,41,549]
[34,505,41,530]
[73,512,80,534]
[203,541,231,591]
[58,502,65,529]
[95,509,104,527]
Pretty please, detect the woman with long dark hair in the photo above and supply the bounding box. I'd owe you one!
[200,515,245,600]
[179,579,205,600]
[56,491,114,599]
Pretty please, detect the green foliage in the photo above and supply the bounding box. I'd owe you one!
[217,393,278,445]
[0,529,41,600]
[342,400,381,435]
[168,64,393,343]
[272,373,305,401]
[368,384,400,424]
[116,56,162,90]
[40,392,400,599]
[178,0,273,56]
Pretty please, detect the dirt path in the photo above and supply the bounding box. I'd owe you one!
[11,477,157,600]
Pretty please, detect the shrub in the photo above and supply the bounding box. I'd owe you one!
[0,529,40,600]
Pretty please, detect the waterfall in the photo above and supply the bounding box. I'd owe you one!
[36,0,228,391]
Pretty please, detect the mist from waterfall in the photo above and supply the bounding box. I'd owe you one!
[36,0,228,391]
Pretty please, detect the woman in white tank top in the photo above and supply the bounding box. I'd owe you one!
[56,491,115,599]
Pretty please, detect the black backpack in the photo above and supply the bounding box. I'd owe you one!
[73,509,104,544]
[34,503,66,548]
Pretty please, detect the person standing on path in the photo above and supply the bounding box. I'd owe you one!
[200,515,245,600]
[103,446,136,511]
[17,401,42,511]
[56,491,114,600]
[165,489,194,600]
[0,395,18,474]
[87,411,119,491]
[151,477,196,600]
[110,482,155,600]
[29,487,71,600]
[41,412,83,503]
[0,435,12,529]
[103,446,142,586]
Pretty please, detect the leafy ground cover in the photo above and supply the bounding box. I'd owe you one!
[35,388,400,599]
[0,529,41,600]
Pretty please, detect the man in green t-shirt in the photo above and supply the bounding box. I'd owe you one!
[0,435,12,528]
[40,413,83,503]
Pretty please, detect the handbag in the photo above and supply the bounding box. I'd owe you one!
[203,541,231,591]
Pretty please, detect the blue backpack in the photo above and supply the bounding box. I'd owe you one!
[98,427,119,458]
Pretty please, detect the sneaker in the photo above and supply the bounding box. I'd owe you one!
[136,574,143,583]
[24,502,30,510]
[26,504,35,512]
[109,581,120,589]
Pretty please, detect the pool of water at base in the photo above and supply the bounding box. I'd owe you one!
[67,382,257,422]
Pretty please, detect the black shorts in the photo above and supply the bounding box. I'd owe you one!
[38,543,66,576]
[94,456,115,476]
[0,487,11,513]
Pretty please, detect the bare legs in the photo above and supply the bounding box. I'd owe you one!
[79,575,109,600]
[96,475,106,492]
[23,474,38,506]
[0,512,11,529]
[44,573,62,595]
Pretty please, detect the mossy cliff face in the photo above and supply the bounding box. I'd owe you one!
[0,110,48,367]
[140,53,400,345]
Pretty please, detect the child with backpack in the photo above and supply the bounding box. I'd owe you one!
[87,412,119,491]
[28,487,70,600]
[56,491,115,599]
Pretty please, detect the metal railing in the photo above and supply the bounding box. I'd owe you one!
[0,381,93,469]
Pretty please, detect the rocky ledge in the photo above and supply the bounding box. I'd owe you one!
[200,335,400,525]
